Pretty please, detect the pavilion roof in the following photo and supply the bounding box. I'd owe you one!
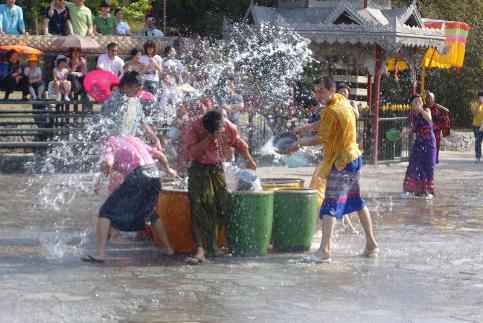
[248,0,446,52]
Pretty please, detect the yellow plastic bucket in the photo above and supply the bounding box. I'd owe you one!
[260,178,305,191]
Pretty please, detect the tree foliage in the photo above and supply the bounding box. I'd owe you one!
[393,0,483,126]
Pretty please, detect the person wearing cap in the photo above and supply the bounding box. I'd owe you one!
[43,0,73,36]
[93,0,116,35]
[24,55,45,100]
[0,0,26,34]
[470,91,483,162]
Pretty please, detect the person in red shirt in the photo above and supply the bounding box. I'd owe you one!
[425,90,450,164]
[184,110,256,264]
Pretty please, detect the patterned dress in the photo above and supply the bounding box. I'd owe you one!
[403,111,437,195]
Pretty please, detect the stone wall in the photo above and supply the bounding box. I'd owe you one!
[441,130,475,152]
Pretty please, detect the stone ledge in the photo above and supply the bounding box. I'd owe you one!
[441,130,475,152]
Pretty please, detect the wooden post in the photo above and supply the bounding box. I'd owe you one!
[367,73,372,112]
[371,45,382,165]
[364,0,368,8]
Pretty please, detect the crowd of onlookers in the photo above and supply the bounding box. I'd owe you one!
[0,0,202,104]
[0,0,163,37]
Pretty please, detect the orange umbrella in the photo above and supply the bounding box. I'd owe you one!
[0,44,43,55]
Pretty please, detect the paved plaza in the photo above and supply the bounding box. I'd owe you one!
[0,151,482,322]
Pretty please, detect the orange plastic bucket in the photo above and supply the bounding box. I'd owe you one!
[153,188,227,253]
[153,188,197,253]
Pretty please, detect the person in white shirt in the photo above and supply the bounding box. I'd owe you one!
[138,14,163,37]
[139,40,163,95]
[163,46,183,86]
[114,8,131,36]
[49,55,72,101]
[97,42,124,77]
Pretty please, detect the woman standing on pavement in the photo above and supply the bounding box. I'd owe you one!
[425,90,450,164]
[402,94,436,199]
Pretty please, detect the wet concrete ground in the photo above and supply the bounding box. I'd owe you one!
[0,151,482,322]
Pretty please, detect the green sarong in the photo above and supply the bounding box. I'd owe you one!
[188,161,227,255]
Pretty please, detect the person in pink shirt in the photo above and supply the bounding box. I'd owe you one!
[82,135,176,263]
[184,110,256,264]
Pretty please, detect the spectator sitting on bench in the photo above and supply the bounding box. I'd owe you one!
[48,55,72,101]
[24,55,45,100]
[67,47,87,97]
[1,49,29,100]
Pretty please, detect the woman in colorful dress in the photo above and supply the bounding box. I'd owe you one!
[402,94,436,199]
[425,90,450,164]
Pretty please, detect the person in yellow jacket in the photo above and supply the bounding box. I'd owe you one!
[288,77,378,263]
[470,91,483,162]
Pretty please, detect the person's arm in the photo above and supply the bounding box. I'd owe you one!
[43,16,50,35]
[350,100,360,119]
[435,103,449,113]
[0,11,4,34]
[96,55,105,70]
[189,133,215,159]
[87,12,94,36]
[239,147,256,170]
[18,8,26,34]
[140,123,161,151]
[77,58,87,77]
[292,120,321,136]
[92,17,100,35]
[66,19,73,35]
[415,105,432,122]
[151,149,177,177]
[100,157,114,175]
[48,1,55,17]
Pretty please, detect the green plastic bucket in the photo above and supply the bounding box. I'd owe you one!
[272,189,317,252]
[227,191,274,256]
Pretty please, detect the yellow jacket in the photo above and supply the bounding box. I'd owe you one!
[470,102,483,127]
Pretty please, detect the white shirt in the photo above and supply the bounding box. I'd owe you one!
[97,53,124,77]
[163,58,183,85]
[116,21,130,35]
[139,54,163,82]
[139,28,164,37]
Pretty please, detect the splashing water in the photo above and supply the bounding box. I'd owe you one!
[26,22,313,258]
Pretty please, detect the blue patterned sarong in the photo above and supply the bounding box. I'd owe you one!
[319,157,365,220]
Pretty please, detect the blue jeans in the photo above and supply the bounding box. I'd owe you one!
[474,127,483,159]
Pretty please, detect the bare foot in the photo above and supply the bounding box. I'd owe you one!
[314,248,331,261]
[343,224,359,235]
[160,245,175,256]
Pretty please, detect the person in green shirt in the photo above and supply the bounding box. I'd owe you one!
[49,0,93,36]
[93,0,116,35]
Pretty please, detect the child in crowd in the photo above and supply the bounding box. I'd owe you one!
[24,55,45,100]
[83,135,177,263]
[49,55,72,101]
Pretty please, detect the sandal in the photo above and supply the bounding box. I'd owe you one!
[81,255,105,263]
